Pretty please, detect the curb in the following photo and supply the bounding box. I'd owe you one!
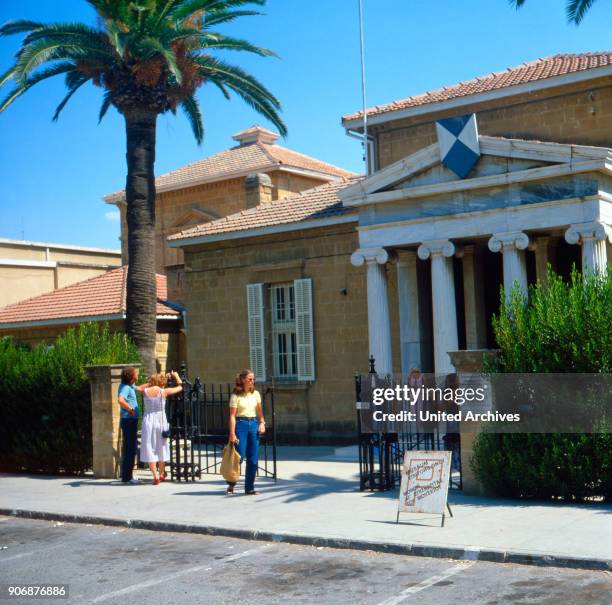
[1,508,609,572]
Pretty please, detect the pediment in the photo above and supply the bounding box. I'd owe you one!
[338,136,611,207]
[170,206,221,228]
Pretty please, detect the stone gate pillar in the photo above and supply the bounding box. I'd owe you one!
[86,364,138,479]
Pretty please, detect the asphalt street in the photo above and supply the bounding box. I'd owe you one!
[0,516,610,605]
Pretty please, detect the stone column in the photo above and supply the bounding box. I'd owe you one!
[530,236,551,284]
[456,245,487,350]
[417,240,458,374]
[351,247,394,374]
[396,250,422,374]
[86,364,137,479]
[488,231,529,301]
[565,222,611,274]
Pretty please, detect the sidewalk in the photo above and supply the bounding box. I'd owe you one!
[1,446,610,571]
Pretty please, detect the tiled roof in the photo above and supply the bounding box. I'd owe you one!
[0,266,179,326]
[104,141,356,202]
[169,177,361,242]
[342,52,612,122]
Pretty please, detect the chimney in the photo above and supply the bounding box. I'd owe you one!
[245,173,273,208]
[233,125,279,147]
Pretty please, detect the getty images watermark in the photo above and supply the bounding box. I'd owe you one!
[357,373,612,434]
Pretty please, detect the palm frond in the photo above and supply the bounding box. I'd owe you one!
[170,0,265,25]
[135,37,182,83]
[0,62,76,113]
[98,90,113,123]
[180,94,204,143]
[0,19,45,37]
[202,10,262,28]
[196,56,280,106]
[53,73,90,121]
[567,0,597,23]
[200,33,277,57]
[0,86,27,112]
[15,37,114,81]
[196,56,285,135]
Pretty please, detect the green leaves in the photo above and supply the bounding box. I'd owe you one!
[180,94,204,143]
[0,324,140,474]
[494,268,612,373]
[510,0,598,24]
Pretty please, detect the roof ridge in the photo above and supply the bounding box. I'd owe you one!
[256,140,281,165]
[269,144,356,172]
[343,51,612,122]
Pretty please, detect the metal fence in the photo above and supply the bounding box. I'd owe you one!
[166,364,277,482]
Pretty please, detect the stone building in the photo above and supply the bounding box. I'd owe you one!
[0,238,121,309]
[170,52,612,444]
[103,125,355,303]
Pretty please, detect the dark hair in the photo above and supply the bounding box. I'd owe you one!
[233,369,255,395]
[121,367,138,385]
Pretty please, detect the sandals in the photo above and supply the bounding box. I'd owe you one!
[226,485,235,496]
[152,477,160,485]
[160,473,168,482]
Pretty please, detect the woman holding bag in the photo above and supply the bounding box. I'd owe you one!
[226,369,265,495]
[140,371,183,485]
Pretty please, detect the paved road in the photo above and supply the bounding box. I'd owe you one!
[0,516,610,605]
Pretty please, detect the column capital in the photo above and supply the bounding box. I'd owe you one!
[417,239,455,260]
[351,247,393,267]
[488,231,529,253]
[565,222,612,245]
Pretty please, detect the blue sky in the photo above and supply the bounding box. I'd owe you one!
[0,0,610,250]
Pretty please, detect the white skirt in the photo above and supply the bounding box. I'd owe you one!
[140,411,169,462]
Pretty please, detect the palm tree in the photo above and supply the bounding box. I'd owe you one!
[0,0,286,373]
[511,0,598,23]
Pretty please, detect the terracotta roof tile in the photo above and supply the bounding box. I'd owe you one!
[169,177,362,242]
[342,52,612,122]
[0,267,179,326]
[105,141,356,202]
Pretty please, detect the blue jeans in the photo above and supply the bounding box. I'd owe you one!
[234,418,259,492]
[120,417,138,482]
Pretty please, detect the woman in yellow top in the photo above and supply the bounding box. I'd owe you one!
[226,369,266,495]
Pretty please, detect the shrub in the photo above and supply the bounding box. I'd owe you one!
[472,268,612,502]
[0,323,140,474]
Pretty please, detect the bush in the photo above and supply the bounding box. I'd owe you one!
[472,268,612,502]
[0,323,140,474]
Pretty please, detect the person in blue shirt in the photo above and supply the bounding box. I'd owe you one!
[118,367,141,484]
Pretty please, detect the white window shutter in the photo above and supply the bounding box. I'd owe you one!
[246,283,266,382]
[294,278,315,381]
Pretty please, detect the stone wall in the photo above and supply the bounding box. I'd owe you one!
[373,77,612,169]
[116,171,335,303]
[183,223,381,443]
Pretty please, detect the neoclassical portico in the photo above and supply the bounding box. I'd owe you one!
[342,136,612,374]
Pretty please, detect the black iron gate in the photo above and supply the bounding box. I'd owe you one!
[356,358,462,492]
[167,365,277,482]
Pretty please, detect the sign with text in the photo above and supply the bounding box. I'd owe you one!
[398,451,452,515]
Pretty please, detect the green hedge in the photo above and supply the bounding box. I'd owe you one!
[472,269,612,502]
[0,323,139,474]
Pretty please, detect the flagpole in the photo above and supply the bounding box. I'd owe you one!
[358,0,369,174]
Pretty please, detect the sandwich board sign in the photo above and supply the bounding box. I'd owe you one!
[397,450,453,527]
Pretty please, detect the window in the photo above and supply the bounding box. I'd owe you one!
[246,279,315,382]
[270,284,298,379]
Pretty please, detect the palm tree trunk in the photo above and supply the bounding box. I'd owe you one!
[124,107,158,375]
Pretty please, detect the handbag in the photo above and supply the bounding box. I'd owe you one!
[220,441,241,483]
